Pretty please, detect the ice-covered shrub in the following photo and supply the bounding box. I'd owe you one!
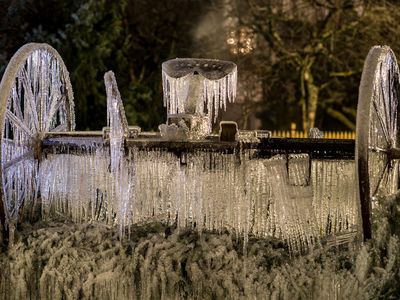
[0,192,399,299]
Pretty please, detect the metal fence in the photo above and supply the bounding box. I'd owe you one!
[271,123,355,139]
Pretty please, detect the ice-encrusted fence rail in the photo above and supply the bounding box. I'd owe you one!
[0,43,398,253]
[39,145,358,252]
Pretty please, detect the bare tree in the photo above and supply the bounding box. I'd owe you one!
[225,0,400,131]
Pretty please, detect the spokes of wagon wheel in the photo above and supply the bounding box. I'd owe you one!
[0,43,75,244]
[356,46,400,241]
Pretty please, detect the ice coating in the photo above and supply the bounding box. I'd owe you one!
[104,71,128,172]
[367,48,399,200]
[2,62,358,252]
[0,44,74,241]
[2,219,395,299]
[38,147,358,253]
[159,115,212,140]
[0,46,360,253]
[356,46,400,239]
[312,160,358,235]
[162,58,237,125]
[104,71,135,235]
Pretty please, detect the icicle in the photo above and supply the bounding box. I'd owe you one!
[201,68,237,123]
[161,59,237,128]
[104,71,134,236]
[288,154,310,186]
[104,71,128,173]
[37,141,358,254]
[311,160,358,235]
[17,58,358,254]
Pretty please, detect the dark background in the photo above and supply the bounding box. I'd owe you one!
[1,0,399,132]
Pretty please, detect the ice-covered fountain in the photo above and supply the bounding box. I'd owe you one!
[1,43,399,254]
[160,58,236,140]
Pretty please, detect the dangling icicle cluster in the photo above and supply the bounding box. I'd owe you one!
[162,58,237,124]
[162,72,191,115]
[203,70,237,122]
[0,49,360,253]
[38,146,358,253]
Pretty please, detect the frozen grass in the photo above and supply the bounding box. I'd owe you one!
[0,195,399,299]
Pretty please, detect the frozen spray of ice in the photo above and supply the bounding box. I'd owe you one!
[38,147,358,252]
[3,64,358,253]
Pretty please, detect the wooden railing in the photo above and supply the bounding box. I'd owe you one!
[271,123,355,140]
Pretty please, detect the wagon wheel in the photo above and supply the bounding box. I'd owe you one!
[0,43,75,237]
[356,46,400,241]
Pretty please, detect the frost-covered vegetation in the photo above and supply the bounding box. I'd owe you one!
[0,194,399,300]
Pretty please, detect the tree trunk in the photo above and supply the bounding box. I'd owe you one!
[300,65,319,132]
[301,97,308,133]
[306,80,319,131]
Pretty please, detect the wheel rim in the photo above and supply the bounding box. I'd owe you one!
[356,46,400,240]
[0,43,75,225]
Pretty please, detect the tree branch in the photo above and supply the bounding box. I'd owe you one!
[326,107,356,130]
[329,71,356,77]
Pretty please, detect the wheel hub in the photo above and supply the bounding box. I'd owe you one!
[389,147,400,160]
[32,136,42,160]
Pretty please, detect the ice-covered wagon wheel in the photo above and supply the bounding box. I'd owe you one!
[356,46,400,240]
[0,43,75,239]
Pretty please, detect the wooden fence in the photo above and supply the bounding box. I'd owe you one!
[271,123,355,140]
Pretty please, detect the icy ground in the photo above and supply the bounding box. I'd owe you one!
[0,193,399,300]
